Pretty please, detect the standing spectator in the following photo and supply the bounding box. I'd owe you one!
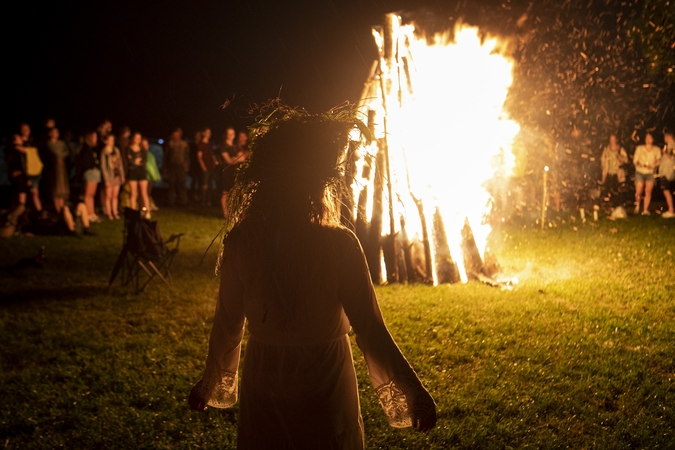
[98,119,113,141]
[45,127,70,213]
[218,127,249,217]
[44,117,56,132]
[659,130,675,219]
[6,134,31,210]
[196,127,216,206]
[40,117,57,164]
[117,126,131,171]
[218,126,237,215]
[600,134,629,208]
[143,137,161,212]
[126,132,151,217]
[236,130,250,164]
[633,132,661,215]
[189,131,202,203]
[164,127,190,206]
[100,134,125,220]
[18,123,44,212]
[78,130,101,222]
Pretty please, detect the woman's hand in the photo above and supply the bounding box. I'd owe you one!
[188,387,208,412]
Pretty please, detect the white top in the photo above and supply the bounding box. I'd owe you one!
[633,145,661,175]
[192,225,435,449]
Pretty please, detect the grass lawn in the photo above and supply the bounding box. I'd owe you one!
[1,207,674,449]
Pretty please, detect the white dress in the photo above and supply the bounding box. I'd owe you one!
[192,225,435,449]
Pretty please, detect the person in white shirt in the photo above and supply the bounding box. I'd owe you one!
[659,130,675,219]
[633,132,661,215]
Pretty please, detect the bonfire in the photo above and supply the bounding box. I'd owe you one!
[342,14,520,285]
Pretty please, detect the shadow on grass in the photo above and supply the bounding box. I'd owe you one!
[0,285,104,307]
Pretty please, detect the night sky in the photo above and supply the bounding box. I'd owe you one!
[3,0,512,138]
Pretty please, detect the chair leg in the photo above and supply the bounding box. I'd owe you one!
[147,261,171,287]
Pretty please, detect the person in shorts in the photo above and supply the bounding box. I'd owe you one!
[659,130,675,219]
[633,132,661,215]
[21,123,44,213]
[125,132,151,218]
[79,130,102,222]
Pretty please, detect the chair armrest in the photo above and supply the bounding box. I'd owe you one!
[165,233,184,245]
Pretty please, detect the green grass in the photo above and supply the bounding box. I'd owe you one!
[1,208,674,449]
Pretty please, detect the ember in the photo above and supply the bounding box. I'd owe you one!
[343,14,521,285]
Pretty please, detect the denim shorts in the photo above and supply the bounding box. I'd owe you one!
[83,168,102,183]
[27,175,41,191]
[660,177,675,192]
[635,172,654,183]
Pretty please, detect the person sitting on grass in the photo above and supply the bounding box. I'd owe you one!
[188,111,436,449]
[659,130,675,219]
[0,201,94,238]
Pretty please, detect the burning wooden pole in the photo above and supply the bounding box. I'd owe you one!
[541,166,549,230]
[345,13,516,285]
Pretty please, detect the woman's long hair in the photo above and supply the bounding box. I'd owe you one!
[216,107,369,307]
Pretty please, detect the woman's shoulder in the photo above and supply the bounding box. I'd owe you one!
[320,225,362,253]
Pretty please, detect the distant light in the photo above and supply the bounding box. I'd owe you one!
[544,166,549,172]
[158,139,164,144]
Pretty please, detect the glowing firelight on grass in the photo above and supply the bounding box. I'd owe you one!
[349,15,520,285]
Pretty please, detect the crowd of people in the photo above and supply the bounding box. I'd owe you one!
[599,129,675,218]
[1,118,250,238]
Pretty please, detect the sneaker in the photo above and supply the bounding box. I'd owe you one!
[662,211,675,219]
[150,204,159,212]
[641,210,651,216]
[88,214,101,223]
[634,205,640,215]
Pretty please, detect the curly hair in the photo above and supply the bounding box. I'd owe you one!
[215,106,370,272]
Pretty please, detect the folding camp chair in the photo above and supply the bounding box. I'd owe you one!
[108,208,183,293]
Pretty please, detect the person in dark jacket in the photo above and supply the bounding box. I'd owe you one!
[163,127,190,206]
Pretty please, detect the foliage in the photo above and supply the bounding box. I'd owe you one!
[1,209,675,448]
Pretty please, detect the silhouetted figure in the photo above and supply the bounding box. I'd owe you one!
[660,130,675,218]
[163,127,190,206]
[600,134,628,209]
[126,132,150,218]
[78,131,101,222]
[218,126,245,216]
[196,127,216,206]
[189,113,436,449]
[45,127,71,213]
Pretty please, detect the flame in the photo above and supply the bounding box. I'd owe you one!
[352,16,520,284]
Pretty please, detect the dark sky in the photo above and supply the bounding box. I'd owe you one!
[3,0,511,139]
